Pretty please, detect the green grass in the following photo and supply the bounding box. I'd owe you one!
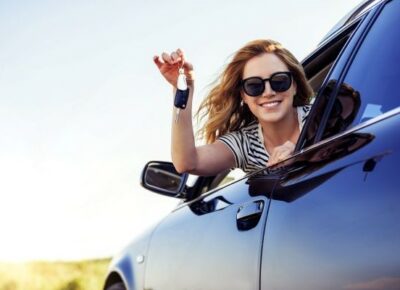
[0,258,111,290]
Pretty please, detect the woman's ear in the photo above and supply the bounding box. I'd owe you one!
[240,90,247,105]
[292,81,302,106]
[292,80,297,95]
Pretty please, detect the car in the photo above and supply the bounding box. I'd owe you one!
[103,0,400,289]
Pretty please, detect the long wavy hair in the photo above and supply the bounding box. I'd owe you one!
[196,39,314,144]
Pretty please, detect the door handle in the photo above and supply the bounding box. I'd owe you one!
[236,200,264,231]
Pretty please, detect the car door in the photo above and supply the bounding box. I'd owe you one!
[260,1,400,289]
[143,175,273,290]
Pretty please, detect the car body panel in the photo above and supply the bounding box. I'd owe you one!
[261,111,400,290]
[144,180,272,290]
[105,228,154,290]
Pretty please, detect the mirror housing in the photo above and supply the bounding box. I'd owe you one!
[141,161,188,198]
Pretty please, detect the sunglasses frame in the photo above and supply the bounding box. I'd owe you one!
[242,71,293,97]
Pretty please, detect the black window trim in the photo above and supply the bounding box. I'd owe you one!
[297,107,400,156]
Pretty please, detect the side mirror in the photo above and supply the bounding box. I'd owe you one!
[141,161,188,198]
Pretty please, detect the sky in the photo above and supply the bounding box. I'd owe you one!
[0,0,361,262]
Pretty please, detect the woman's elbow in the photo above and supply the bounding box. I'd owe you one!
[173,160,196,174]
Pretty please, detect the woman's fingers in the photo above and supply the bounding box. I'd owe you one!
[176,48,187,65]
[170,51,181,63]
[156,49,192,68]
[177,48,184,58]
[162,50,184,65]
[153,55,164,69]
[161,52,173,64]
[268,141,295,166]
[183,61,193,71]
[153,48,195,86]
[175,48,193,71]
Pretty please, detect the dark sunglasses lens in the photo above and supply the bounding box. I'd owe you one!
[243,78,264,96]
[270,73,292,92]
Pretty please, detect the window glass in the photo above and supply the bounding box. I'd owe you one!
[342,0,400,125]
[298,22,359,149]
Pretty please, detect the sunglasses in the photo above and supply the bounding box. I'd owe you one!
[242,71,292,97]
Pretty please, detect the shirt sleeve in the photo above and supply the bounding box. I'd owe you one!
[218,131,244,169]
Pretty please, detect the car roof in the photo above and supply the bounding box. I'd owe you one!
[319,0,384,46]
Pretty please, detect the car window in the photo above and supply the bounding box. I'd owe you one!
[339,0,400,125]
[299,1,400,148]
[315,0,400,143]
[303,26,354,94]
[297,19,362,150]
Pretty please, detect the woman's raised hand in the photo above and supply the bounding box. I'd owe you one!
[153,48,194,88]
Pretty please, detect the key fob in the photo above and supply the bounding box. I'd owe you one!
[174,88,190,109]
[174,68,189,109]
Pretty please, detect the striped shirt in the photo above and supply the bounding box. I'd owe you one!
[218,105,312,173]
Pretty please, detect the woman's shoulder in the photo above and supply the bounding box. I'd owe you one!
[299,105,311,116]
[219,121,259,141]
[233,122,259,139]
[299,103,313,113]
[297,102,314,124]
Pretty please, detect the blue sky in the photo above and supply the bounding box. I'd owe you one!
[0,0,360,261]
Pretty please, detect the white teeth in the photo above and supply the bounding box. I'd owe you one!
[261,101,280,108]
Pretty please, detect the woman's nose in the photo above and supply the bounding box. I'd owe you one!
[261,81,276,97]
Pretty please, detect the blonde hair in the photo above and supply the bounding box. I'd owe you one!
[196,39,314,144]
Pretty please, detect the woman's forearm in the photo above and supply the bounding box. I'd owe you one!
[171,85,198,173]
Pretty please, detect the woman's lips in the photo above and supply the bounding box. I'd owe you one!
[259,100,282,108]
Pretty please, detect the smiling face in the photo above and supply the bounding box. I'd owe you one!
[242,52,297,126]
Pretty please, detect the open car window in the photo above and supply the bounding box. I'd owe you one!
[302,20,360,94]
[295,19,362,150]
[295,7,372,152]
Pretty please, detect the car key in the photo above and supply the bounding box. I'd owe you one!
[174,67,189,123]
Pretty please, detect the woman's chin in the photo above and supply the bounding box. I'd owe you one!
[256,110,285,124]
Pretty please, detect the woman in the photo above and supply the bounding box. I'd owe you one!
[153,39,314,176]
